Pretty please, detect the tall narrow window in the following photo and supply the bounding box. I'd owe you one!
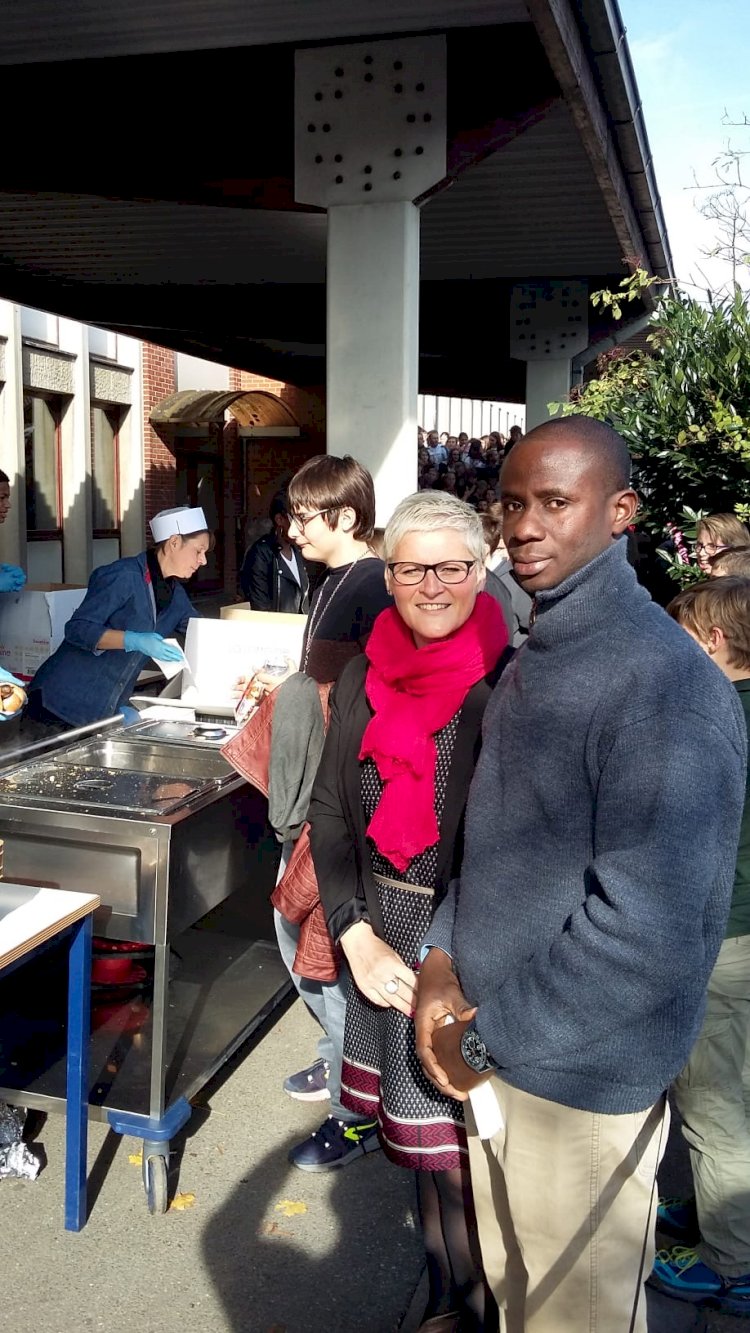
[23,394,63,535]
[91,405,121,534]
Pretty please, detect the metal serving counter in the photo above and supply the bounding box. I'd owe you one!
[0,718,289,1213]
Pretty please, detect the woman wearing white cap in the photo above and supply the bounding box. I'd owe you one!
[26,506,210,729]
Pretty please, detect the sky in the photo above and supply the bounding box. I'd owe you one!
[621,0,750,295]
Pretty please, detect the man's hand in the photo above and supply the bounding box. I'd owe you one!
[430,1018,492,1100]
[340,921,416,1017]
[415,948,476,1097]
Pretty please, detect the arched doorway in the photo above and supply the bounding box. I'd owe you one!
[149,388,310,597]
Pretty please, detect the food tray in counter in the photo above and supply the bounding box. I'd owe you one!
[126,719,239,748]
[0,759,216,816]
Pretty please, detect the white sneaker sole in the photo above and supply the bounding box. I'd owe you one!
[284,1086,331,1102]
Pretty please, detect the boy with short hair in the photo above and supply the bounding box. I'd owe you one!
[256,454,392,1171]
[653,576,750,1314]
[710,546,750,579]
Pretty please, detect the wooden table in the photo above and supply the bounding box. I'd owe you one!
[0,884,100,1231]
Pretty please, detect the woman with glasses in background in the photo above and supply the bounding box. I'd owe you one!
[309,492,509,1332]
[694,513,750,575]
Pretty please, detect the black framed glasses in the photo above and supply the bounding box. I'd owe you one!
[288,508,331,531]
[388,560,477,586]
[693,541,726,555]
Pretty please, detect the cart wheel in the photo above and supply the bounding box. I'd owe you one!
[143,1153,169,1215]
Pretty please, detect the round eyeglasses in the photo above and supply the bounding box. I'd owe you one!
[388,560,477,586]
[288,508,331,531]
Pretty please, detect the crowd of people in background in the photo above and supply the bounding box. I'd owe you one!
[417,425,524,512]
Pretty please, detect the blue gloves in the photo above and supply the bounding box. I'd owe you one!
[123,631,184,663]
[0,666,24,686]
[0,564,26,594]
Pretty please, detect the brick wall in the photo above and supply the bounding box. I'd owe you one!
[229,368,326,452]
[142,342,177,530]
[144,351,326,594]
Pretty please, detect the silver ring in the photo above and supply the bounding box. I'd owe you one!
[384,978,399,995]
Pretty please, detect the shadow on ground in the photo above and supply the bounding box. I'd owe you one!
[201,1132,423,1333]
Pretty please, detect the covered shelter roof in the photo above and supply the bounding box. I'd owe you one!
[0,0,672,402]
[149,389,300,428]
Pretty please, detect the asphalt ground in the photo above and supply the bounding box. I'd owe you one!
[2,992,747,1333]
[2,993,423,1333]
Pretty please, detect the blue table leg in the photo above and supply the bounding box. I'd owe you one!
[65,915,93,1231]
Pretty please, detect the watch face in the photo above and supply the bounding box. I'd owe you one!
[461,1026,491,1073]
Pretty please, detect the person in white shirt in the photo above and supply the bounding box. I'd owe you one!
[426,430,449,468]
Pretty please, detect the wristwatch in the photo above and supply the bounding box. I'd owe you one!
[460,1024,494,1074]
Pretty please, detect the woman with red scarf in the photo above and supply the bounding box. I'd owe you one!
[309,492,509,1333]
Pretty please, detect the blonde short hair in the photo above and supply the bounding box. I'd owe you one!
[697,513,749,550]
[383,491,485,565]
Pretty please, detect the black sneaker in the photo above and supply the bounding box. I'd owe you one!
[283,1058,331,1102]
[288,1115,381,1172]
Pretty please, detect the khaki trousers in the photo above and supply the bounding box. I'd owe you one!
[466,1077,668,1333]
[673,933,750,1277]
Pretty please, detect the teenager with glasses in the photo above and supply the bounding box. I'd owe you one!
[242,455,392,1172]
[309,492,509,1332]
[693,513,750,575]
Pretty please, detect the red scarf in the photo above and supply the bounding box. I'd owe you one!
[359,591,507,872]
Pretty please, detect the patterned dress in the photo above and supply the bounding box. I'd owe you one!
[341,715,468,1171]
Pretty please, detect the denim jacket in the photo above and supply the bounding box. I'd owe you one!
[29,551,196,726]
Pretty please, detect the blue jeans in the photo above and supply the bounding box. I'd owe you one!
[273,906,353,1122]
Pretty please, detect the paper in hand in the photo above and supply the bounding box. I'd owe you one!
[156,640,189,681]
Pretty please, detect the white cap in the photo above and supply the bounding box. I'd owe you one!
[149,506,208,543]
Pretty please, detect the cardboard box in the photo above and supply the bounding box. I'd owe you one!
[220,604,308,631]
[131,612,307,718]
[0,584,87,679]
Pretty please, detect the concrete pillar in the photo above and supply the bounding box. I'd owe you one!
[525,358,573,432]
[510,281,588,434]
[294,34,447,524]
[327,203,419,521]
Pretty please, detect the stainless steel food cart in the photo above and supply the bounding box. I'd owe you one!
[0,719,289,1213]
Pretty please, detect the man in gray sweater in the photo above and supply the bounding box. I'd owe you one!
[415,417,747,1333]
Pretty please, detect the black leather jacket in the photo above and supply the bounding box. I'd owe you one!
[240,532,310,614]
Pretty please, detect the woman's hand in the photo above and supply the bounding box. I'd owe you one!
[232,675,250,701]
[340,921,417,1017]
[253,657,297,694]
[122,630,184,662]
[0,564,26,594]
[233,659,296,701]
